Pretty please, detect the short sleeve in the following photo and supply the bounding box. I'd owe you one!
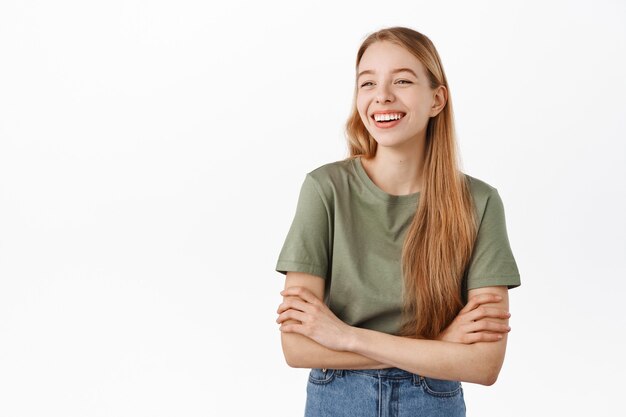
[275,174,332,280]
[464,187,521,291]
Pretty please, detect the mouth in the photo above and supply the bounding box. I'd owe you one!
[371,112,406,128]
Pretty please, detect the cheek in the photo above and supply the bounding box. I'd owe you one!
[355,98,363,113]
[356,99,369,122]
[409,93,431,113]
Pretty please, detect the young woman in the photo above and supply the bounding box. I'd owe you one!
[274,26,521,417]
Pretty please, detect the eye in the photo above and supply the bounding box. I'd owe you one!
[360,80,412,88]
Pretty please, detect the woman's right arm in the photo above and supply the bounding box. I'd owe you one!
[278,271,391,369]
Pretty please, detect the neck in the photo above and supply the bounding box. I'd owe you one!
[361,140,426,196]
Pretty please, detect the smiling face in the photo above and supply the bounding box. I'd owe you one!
[356,40,445,150]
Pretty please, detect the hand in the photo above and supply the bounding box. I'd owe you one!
[276,286,354,352]
[436,293,511,344]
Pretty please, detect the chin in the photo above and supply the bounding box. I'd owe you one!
[373,139,411,148]
[371,131,409,142]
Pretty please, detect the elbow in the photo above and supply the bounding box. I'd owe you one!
[480,372,498,387]
[283,350,301,368]
[281,333,305,368]
[470,343,505,386]
[478,362,502,386]
[280,318,313,368]
[283,354,299,368]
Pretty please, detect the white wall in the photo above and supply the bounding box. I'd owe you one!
[1,0,624,416]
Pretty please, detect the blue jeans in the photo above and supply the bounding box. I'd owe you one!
[305,367,466,417]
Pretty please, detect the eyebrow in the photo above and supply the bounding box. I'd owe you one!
[357,67,418,79]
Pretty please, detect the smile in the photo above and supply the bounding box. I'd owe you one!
[371,112,406,129]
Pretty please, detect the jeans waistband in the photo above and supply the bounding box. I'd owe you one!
[328,367,421,379]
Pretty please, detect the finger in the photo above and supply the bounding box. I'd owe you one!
[279,322,305,335]
[463,332,504,344]
[281,294,306,305]
[459,294,497,314]
[468,320,510,333]
[277,297,311,314]
[466,307,511,322]
[280,286,321,305]
[276,308,307,324]
[466,320,511,334]
[460,293,503,314]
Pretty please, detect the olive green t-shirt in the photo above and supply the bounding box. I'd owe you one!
[275,156,521,335]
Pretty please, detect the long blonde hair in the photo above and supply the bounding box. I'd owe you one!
[344,27,478,340]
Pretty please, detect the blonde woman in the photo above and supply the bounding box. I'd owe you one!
[275,26,521,417]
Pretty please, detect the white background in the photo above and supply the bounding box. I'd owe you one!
[1,0,624,416]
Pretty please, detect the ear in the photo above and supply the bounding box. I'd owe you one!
[430,85,447,117]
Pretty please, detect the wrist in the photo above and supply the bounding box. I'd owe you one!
[344,325,363,352]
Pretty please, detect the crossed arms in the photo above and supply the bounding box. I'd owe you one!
[276,271,512,386]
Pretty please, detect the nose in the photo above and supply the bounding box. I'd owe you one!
[375,83,394,103]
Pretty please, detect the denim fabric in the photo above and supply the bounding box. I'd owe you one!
[305,367,466,417]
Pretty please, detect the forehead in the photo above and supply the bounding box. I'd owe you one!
[358,41,425,77]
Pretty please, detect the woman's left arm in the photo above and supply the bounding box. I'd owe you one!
[278,285,511,386]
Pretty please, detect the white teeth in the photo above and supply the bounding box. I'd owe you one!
[374,113,404,122]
